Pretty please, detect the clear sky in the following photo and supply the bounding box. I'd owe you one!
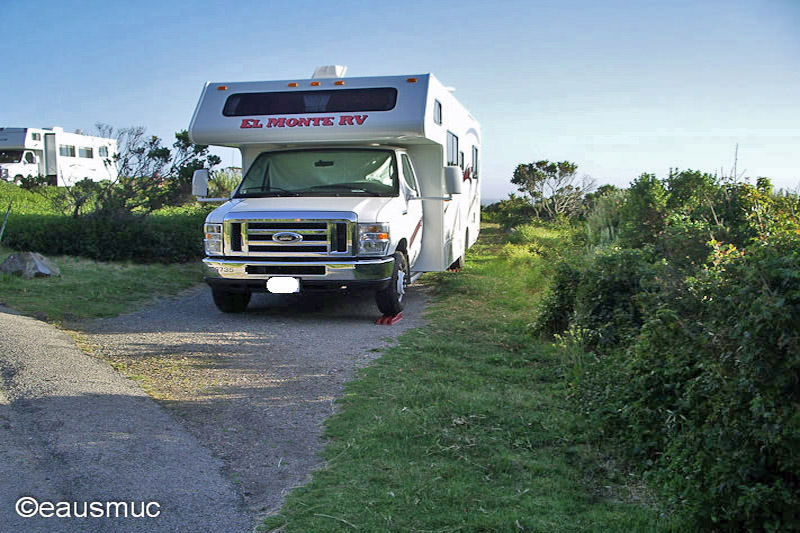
[4,0,799,200]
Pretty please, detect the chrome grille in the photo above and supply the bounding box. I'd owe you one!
[224,218,354,257]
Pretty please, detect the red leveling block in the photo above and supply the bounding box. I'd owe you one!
[375,313,403,326]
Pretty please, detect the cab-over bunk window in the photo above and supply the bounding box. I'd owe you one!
[223,88,398,116]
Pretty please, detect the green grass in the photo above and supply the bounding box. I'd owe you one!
[0,244,203,322]
[261,223,675,532]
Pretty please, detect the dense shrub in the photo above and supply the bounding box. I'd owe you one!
[482,194,536,229]
[530,258,583,337]
[3,205,212,263]
[571,246,658,351]
[549,169,800,529]
[585,189,626,245]
[618,173,668,248]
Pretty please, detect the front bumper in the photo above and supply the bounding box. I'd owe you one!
[203,256,394,292]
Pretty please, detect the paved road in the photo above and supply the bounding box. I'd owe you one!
[0,285,426,531]
[0,306,252,532]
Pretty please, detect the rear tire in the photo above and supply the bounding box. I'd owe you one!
[212,288,251,313]
[448,229,469,271]
[376,252,409,316]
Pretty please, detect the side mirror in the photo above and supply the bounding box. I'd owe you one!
[192,169,209,197]
[444,166,463,195]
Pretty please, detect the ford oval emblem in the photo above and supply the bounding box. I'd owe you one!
[273,231,303,243]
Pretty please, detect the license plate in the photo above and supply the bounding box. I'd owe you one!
[266,277,300,294]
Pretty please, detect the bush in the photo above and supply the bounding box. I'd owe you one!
[619,173,668,248]
[482,195,536,229]
[530,258,583,337]
[660,234,800,529]
[567,230,800,529]
[585,189,626,246]
[571,246,658,351]
[2,205,213,263]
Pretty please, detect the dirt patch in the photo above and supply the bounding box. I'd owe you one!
[76,286,427,516]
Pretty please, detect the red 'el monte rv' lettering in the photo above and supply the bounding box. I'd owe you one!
[240,119,263,129]
[338,114,368,125]
[243,115,368,129]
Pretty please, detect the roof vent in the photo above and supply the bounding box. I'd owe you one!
[312,65,347,79]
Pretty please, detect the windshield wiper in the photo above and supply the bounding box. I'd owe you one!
[301,184,367,192]
[235,186,303,198]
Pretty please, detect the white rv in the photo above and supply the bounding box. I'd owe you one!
[189,67,481,315]
[0,127,117,186]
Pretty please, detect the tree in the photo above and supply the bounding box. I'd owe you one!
[89,123,220,214]
[511,160,594,219]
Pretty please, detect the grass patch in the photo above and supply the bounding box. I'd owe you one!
[0,245,203,322]
[261,223,674,531]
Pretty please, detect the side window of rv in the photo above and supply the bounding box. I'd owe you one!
[459,151,464,169]
[59,145,76,157]
[31,133,41,141]
[472,146,479,179]
[400,154,419,194]
[79,147,94,158]
[433,100,442,125]
[446,132,458,166]
[99,146,109,157]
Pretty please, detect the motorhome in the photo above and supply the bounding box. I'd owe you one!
[0,127,117,186]
[189,66,481,316]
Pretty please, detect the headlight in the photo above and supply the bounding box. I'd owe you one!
[204,223,223,255]
[358,223,390,256]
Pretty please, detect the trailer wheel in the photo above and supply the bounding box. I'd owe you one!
[376,251,409,316]
[212,288,251,313]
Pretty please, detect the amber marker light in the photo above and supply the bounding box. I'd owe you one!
[310,81,321,86]
[407,77,418,83]
[216,85,228,91]
[334,80,345,86]
[288,82,299,87]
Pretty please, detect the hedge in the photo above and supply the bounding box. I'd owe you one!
[2,208,211,263]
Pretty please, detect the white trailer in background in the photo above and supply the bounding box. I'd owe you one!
[0,127,117,186]
[189,66,481,316]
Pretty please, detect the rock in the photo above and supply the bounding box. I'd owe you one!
[0,252,61,279]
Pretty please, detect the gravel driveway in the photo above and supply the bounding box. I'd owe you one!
[79,285,427,520]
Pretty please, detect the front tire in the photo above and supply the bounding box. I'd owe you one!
[212,288,251,313]
[375,252,409,316]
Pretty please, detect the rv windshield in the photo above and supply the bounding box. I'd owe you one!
[235,149,398,198]
[0,150,23,164]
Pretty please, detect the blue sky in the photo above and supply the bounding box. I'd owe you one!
[4,0,799,200]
